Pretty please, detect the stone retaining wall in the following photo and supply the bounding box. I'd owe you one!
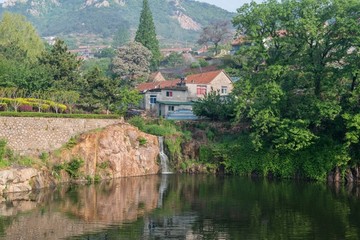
[0,117,123,156]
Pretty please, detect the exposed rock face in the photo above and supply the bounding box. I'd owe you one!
[0,122,160,195]
[0,168,54,199]
[173,10,201,31]
[56,123,160,180]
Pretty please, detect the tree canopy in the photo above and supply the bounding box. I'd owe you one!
[197,21,231,55]
[0,12,44,63]
[231,0,360,163]
[111,42,152,86]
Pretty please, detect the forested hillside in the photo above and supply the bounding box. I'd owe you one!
[0,0,234,47]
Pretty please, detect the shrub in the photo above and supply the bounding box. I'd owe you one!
[128,116,145,129]
[138,137,147,146]
[65,157,84,179]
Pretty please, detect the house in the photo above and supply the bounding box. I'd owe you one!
[136,70,233,119]
[230,36,250,55]
[148,71,166,82]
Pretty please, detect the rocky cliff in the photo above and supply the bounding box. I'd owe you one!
[0,123,161,196]
[57,123,160,180]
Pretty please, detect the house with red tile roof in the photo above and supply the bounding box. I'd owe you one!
[136,70,233,119]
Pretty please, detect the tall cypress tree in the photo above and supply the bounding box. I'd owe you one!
[135,0,161,70]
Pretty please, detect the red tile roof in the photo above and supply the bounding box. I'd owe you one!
[136,79,180,92]
[136,70,225,92]
[184,70,223,85]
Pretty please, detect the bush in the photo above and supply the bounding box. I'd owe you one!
[128,116,145,129]
[65,157,84,179]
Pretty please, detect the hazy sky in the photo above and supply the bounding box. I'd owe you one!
[195,0,262,12]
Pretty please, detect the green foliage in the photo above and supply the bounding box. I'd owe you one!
[64,137,78,150]
[160,53,184,67]
[64,157,84,179]
[193,90,236,121]
[128,116,145,129]
[0,12,44,63]
[38,39,81,92]
[231,0,360,162]
[204,133,346,181]
[190,59,209,69]
[138,137,147,146]
[39,152,49,163]
[135,0,161,70]
[97,161,110,169]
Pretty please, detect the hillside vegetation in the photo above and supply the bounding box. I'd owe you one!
[0,0,234,46]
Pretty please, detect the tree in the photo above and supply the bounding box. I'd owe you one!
[193,90,236,121]
[38,39,82,91]
[135,0,161,70]
[79,67,121,114]
[231,0,360,155]
[0,12,44,63]
[197,21,231,55]
[111,42,152,86]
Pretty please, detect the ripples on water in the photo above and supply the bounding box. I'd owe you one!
[0,175,360,239]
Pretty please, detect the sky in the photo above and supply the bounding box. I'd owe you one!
[195,0,262,12]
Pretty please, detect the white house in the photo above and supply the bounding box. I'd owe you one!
[136,70,233,119]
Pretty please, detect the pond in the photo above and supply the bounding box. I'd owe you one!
[0,174,360,239]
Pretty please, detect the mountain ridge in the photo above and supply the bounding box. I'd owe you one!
[0,0,235,47]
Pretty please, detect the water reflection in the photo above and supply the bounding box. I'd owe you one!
[0,175,160,240]
[0,175,360,239]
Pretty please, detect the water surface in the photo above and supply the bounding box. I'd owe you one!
[0,175,360,239]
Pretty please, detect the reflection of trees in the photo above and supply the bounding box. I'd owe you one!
[161,176,360,239]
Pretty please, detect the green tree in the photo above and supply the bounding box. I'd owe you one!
[232,0,360,155]
[80,67,121,114]
[38,39,82,91]
[135,0,161,70]
[111,42,152,86]
[0,12,44,63]
[193,90,236,121]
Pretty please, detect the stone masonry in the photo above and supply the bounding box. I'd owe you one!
[0,117,123,156]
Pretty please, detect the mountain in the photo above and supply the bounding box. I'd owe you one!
[0,0,235,48]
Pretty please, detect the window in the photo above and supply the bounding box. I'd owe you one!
[150,95,157,104]
[168,106,175,111]
[221,86,228,94]
[166,91,173,97]
[196,85,207,95]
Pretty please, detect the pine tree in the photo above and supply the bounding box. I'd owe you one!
[135,0,161,70]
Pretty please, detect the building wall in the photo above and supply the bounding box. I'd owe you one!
[210,72,234,95]
[186,71,233,100]
[143,89,187,111]
[160,104,193,117]
[0,117,122,156]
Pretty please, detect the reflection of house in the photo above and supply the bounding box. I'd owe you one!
[136,70,233,119]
